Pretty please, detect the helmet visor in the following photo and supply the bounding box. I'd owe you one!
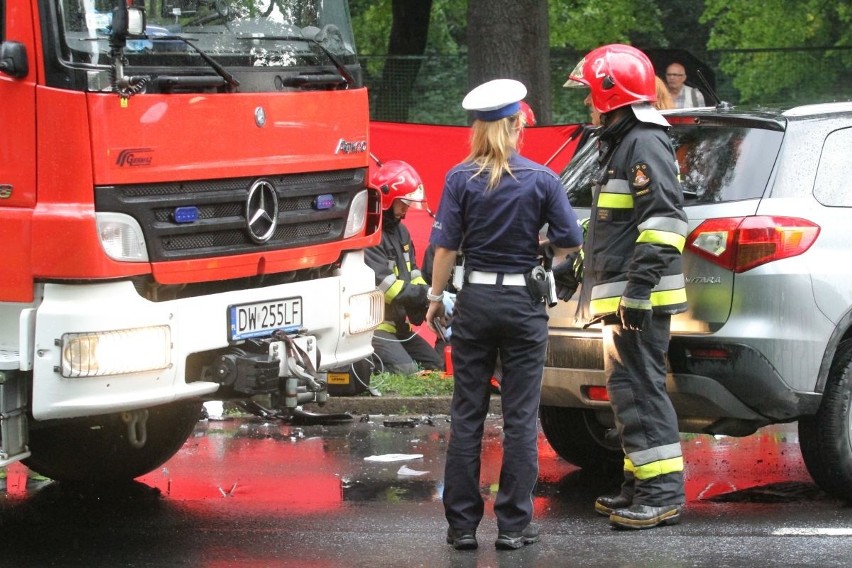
[563,57,588,88]
[399,184,426,210]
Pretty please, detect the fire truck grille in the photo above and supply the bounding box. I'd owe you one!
[94,169,366,262]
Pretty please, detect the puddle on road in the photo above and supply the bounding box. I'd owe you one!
[706,481,828,503]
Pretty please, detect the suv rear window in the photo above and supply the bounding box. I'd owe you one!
[562,123,784,207]
[671,125,782,203]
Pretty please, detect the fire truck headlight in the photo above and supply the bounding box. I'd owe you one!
[344,190,368,238]
[61,326,171,378]
[347,290,383,334]
[96,212,149,262]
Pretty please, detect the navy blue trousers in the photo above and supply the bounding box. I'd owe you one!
[443,282,547,531]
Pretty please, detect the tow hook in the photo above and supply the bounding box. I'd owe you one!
[121,409,149,448]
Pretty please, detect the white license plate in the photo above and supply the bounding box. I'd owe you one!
[228,297,303,341]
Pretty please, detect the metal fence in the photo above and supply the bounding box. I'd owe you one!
[361,47,852,125]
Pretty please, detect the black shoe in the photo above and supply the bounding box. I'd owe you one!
[594,494,632,516]
[609,504,682,530]
[446,528,478,550]
[495,524,540,550]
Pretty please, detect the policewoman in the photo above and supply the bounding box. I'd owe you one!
[425,79,583,550]
[565,44,689,530]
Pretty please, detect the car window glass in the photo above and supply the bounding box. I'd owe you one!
[560,124,783,207]
[560,135,599,208]
[670,125,782,204]
[813,127,852,207]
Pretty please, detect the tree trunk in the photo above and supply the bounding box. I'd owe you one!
[466,0,551,124]
[374,0,433,121]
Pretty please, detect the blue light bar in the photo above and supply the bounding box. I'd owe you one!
[174,206,199,223]
[314,194,335,210]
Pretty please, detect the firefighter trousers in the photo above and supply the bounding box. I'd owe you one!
[603,314,685,506]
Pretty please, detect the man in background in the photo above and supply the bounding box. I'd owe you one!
[665,61,705,108]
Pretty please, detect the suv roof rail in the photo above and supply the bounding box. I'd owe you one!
[784,101,852,117]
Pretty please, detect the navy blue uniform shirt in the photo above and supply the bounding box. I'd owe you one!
[429,153,583,273]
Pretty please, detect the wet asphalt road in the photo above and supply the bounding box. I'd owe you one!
[1,410,851,568]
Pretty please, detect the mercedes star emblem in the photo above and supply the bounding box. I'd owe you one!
[246,179,278,243]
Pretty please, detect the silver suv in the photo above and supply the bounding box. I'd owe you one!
[541,102,852,501]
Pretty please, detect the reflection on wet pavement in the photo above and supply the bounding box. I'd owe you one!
[0,414,831,568]
[0,416,816,512]
[138,416,816,512]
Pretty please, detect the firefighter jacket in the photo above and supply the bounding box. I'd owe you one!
[578,119,688,322]
[365,214,429,335]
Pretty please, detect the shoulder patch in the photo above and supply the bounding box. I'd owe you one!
[631,163,651,191]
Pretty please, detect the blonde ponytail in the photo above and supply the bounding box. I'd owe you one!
[464,113,521,190]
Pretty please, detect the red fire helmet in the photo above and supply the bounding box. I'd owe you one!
[564,44,657,114]
[369,159,427,211]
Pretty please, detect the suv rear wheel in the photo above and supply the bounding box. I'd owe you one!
[539,405,623,472]
[798,338,852,502]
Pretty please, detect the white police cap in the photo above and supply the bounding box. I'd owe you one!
[462,79,528,122]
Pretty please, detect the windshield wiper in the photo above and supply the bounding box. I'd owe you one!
[149,35,240,91]
[235,34,354,88]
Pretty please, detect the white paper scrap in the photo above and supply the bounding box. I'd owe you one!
[397,465,428,477]
[363,453,424,463]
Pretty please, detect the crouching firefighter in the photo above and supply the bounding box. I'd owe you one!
[365,159,444,375]
[564,43,689,530]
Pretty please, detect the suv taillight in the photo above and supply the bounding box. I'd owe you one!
[687,216,820,273]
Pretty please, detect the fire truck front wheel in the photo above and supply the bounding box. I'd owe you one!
[24,400,202,482]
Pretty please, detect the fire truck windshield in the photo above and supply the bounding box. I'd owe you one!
[58,0,358,74]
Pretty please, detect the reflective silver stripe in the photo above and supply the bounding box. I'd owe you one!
[591,280,627,301]
[602,178,631,194]
[656,273,686,291]
[410,269,423,280]
[628,442,683,467]
[621,297,652,310]
[378,273,397,293]
[637,217,688,237]
[591,274,685,301]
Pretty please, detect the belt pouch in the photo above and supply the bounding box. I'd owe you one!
[525,266,548,302]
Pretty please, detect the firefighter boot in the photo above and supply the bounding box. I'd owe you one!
[595,471,636,516]
[609,503,682,530]
[595,493,632,516]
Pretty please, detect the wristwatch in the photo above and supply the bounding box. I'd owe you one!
[426,288,444,302]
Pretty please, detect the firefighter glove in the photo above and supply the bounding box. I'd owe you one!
[552,253,580,301]
[618,297,652,331]
[398,284,428,325]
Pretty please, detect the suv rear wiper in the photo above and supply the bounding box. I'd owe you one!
[235,33,354,88]
[149,35,240,91]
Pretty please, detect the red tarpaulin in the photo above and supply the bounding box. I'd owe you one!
[368,121,584,266]
[368,121,584,347]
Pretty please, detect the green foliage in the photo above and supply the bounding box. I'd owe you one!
[548,0,664,50]
[702,0,852,104]
[370,371,455,397]
[349,0,391,79]
[351,0,466,56]
[351,0,852,123]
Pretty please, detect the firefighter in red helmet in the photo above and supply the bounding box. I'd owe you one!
[364,160,444,376]
[519,100,536,127]
[564,44,689,530]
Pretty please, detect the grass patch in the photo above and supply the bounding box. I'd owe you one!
[369,371,455,397]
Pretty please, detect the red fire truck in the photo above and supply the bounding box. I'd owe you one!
[0,0,382,481]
